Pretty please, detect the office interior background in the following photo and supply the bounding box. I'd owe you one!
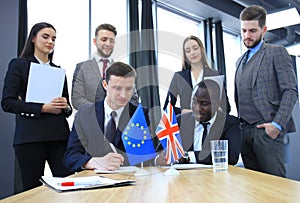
[1,0,300,199]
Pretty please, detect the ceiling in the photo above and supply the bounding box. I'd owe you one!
[158,0,300,47]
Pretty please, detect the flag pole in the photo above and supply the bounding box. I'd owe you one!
[134,162,150,177]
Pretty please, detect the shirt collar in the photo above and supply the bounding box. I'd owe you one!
[248,40,263,58]
[196,111,217,127]
[104,98,124,118]
[94,54,113,64]
[34,55,50,65]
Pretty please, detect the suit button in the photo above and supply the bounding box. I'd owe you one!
[21,113,25,116]
[31,114,34,117]
[26,114,29,116]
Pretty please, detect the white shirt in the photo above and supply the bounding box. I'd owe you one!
[103,98,124,130]
[193,113,217,151]
[191,68,204,89]
[35,55,50,66]
[94,55,113,76]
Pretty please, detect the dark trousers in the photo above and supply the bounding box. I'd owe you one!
[14,140,72,192]
[240,120,286,177]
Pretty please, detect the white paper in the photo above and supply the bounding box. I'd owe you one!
[172,164,213,170]
[41,175,135,192]
[203,75,224,100]
[94,166,139,174]
[161,164,213,170]
[188,151,196,163]
[25,62,66,103]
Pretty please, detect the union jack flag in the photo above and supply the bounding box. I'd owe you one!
[155,102,184,164]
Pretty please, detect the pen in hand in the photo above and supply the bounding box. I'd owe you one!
[109,143,124,166]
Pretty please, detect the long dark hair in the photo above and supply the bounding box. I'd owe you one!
[20,22,56,61]
[182,35,210,70]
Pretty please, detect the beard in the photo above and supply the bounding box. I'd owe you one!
[97,47,113,58]
[243,34,262,48]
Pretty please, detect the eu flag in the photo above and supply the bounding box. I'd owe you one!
[121,104,156,166]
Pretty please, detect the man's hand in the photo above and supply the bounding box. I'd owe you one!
[83,153,124,171]
[256,123,280,139]
[181,109,192,114]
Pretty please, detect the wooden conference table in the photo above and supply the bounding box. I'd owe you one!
[2,165,300,203]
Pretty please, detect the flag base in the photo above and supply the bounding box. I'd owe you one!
[134,168,151,176]
[164,166,180,175]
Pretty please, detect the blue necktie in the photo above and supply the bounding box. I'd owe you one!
[242,50,250,67]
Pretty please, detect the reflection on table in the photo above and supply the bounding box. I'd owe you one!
[2,165,300,203]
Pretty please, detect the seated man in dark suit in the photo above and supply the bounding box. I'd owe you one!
[64,62,153,172]
[156,79,241,166]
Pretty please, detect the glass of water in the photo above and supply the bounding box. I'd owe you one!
[210,140,228,172]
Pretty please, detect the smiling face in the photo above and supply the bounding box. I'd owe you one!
[32,27,56,58]
[191,80,220,122]
[93,29,116,58]
[184,39,202,66]
[191,88,212,122]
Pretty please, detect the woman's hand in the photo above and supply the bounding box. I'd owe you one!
[41,97,68,114]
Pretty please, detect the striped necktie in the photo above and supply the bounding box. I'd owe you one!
[102,59,109,80]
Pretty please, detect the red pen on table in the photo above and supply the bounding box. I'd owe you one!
[58,180,102,186]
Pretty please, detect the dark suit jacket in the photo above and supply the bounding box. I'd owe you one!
[177,111,241,165]
[1,56,71,145]
[164,67,231,114]
[235,42,298,133]
[63,101,152,172]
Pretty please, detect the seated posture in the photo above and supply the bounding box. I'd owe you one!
[157,79,241,166]
[64,62,151,172]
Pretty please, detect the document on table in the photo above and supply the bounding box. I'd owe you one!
[171,164,213,170]
[160,164,213,170]
[40,176,135,192]
[25,62,66,103]
[94,166,139,174]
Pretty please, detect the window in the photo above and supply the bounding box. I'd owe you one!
[28,0,128,123]
[28,0,89,93]
[156,6,203,107]
[223,32,242,116]
[91,0,128,63]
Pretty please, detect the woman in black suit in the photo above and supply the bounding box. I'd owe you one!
[1,22,72,192]
[163,35,230,115]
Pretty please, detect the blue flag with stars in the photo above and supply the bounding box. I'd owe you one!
[121,104,156,166]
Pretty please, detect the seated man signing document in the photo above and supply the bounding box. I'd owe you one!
[157,79,241,165]
[64,62,152,172]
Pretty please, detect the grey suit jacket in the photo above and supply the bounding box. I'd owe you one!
[71,58,139,110]
[71,58,105,110]
[235,42,298,133]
